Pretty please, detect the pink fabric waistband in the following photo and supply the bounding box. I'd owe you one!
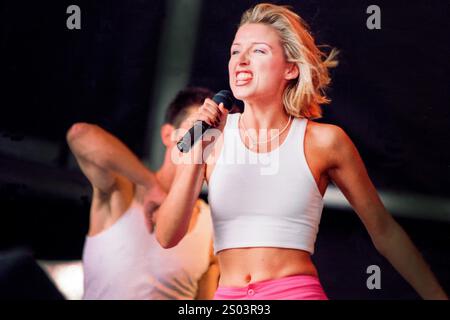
[213,274,328,300]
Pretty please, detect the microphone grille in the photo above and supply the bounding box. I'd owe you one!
[212,90,234,110]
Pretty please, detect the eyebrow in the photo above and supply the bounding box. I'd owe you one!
[231,42,273,49]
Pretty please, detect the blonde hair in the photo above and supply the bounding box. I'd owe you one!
[240,3,338,119]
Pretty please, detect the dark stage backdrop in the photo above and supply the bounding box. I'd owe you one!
[0,0,449,299]
[0,0,166,155]
[1,0,449,196]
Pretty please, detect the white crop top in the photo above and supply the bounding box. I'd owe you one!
[207,113,324,255]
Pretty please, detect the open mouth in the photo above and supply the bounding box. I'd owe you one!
[235,71,253,86]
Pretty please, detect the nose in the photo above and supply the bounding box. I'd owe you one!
[237,49,250,65]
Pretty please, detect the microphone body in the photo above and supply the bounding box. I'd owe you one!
[177,90,234,153]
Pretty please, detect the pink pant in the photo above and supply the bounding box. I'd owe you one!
[213,274,328,300]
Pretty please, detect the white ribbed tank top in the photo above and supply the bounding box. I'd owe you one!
[208,113,324,255]
[82,199,213,300]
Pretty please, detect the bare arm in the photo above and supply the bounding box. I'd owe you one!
[154,100,228,248]
[326,125,448,300]
[66,122,158,192]
[155,143,207,248]
[195,241,220,300]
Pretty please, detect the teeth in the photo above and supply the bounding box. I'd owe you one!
[236,72,252,80]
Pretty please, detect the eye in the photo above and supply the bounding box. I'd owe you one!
[231,50,240,55]
[254,48,266,54]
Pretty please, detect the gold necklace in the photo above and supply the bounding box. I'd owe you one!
[239,114,292,148]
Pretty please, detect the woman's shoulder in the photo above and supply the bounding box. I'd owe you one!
[303,120,354,171]
[305,120,348,149]
[305,120,357,171]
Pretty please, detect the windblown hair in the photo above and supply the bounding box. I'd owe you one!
[240,3,338,119]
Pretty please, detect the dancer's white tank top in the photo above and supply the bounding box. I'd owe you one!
[82,199,213,300]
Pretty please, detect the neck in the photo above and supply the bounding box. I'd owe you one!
[242,100,290,130]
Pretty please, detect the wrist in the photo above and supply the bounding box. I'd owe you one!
[174,141,208,166]
[421,285,448,300]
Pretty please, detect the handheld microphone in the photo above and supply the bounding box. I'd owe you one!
[177,90,234,153]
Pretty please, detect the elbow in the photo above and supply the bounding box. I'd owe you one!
[156,234,180,249]
[158,241,177,250]
[67,123,110,166]
[155,227,182,249]
[66,122,93,145]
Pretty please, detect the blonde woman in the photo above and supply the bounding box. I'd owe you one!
[150,3,447,300]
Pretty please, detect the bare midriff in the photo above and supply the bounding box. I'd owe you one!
[217,247,318,287]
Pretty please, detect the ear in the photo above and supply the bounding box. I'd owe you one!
[285,63,299,81]
[160,124,174,147]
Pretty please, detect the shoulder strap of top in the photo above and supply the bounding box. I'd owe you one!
[278,116,305,151]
